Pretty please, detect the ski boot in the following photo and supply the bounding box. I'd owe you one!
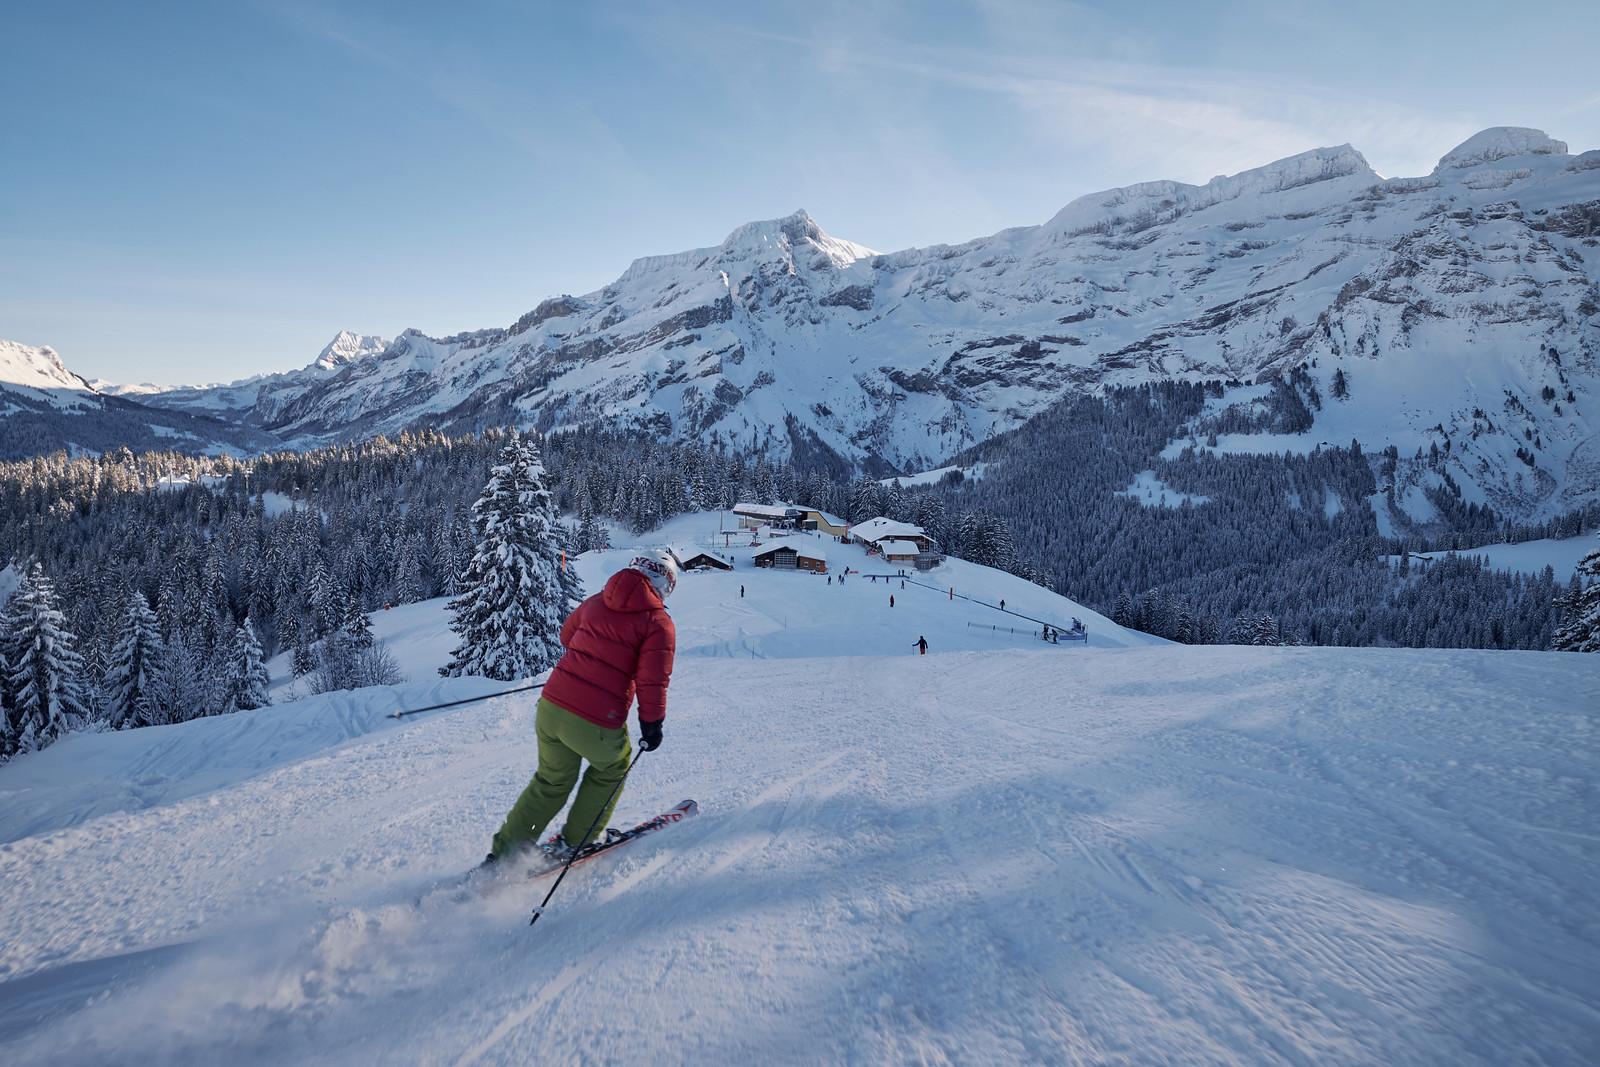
[539,832,578,864]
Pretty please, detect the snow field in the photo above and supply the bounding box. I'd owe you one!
[1385,534,1599,580]
[0,516,1596,1063]
[1,646,1596,1064]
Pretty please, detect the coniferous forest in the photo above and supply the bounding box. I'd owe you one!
[1,380,1596,760]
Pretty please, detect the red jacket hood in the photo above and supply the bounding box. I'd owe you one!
[603,568,665,613]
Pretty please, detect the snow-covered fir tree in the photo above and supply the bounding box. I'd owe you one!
[1552,538,1600,652]
[145,634,206,725]
[221,618,271,712]
[1,563,90,753]
[441,430,567,681]
[104,591,164,729]
[0,647,14,760]
[342,595,374,650]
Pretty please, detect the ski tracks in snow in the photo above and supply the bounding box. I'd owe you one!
[2,647,1598,1064]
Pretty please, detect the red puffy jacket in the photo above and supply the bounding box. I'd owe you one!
[542,568,676,730]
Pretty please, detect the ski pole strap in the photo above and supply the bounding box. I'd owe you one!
[530,746,647,927]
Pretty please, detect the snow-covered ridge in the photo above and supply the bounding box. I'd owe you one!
[69,127,1600,522]
[1044,143,1375,235]
[1435,126,1568,171]
[0,339,94,408]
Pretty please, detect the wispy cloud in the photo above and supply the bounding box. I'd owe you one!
[721,15,1470,183]
[256,0,638,173]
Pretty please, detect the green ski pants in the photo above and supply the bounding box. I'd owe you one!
[491,698,633,857]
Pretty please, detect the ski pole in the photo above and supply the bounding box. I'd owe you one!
[530,746,646,927]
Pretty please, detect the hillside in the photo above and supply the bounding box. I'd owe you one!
[1,522,1596,1064]
[102,126,1600,521]
[0,339,278,459]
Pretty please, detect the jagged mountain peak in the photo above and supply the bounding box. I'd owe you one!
[620,209,876,284]
[1435,126,1568,172]
[717,209,878,269]
[312,330,388,371]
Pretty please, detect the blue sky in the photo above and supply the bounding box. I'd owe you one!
[3,0,1597,385]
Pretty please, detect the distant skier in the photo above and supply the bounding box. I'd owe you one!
[900,579,905,589]
[485,552,678,865]
[914,635,928,655]
[740,584,745,598]
[827,574,832,585]
[1000,599,1006,612]
[890,595,895,608]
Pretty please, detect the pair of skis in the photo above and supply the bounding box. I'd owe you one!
[515,798,698,926]
[520,799,698,881]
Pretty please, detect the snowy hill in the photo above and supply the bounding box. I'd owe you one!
[114,127,1600,520]
[1,517,1597,1064]
[0,339,97,410]
[0,339,278,459]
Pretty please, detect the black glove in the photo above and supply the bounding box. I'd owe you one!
[639,719,663,752]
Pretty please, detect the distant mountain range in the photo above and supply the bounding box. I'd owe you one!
[6,126,1597,521]
[0,339,275,460]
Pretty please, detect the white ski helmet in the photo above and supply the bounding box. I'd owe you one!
[627,551,679,600]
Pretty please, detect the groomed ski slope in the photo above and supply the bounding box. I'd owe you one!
[1,518,1597,1065]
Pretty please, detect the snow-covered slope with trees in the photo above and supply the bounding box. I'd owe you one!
[119,127,1600,521]
[1,523,1595,1064]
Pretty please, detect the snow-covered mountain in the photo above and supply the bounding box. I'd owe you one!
[0,339,278,459]
[92,128,1600,518]
[0,339,97,412]
[113,330,389,425]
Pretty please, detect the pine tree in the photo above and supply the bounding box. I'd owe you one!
[555,521,587,615]
[342,595,374,650]
[104,591,164,729]
[442,430,566,681]
[1552,540,1600,652]
[145,634,205,724]
[848,478,882,522]
[221,618,271,712]
[1250,613,1283,646]
[1,563,90,752]
[310,561,340,638]
[395,537,424,604]
[287,613,317,677]
[1113,591,1135,628]
[0,647,14,760]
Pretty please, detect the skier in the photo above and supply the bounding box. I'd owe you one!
[828,574,833,585]
[740,584,745,598]
[890,595,895,608]
[914,635,928,655]
[1000,599,1006,612]
[900,579,905,589]
[485,552,678,864]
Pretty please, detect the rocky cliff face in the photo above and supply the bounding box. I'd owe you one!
[118,128,1600,519]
